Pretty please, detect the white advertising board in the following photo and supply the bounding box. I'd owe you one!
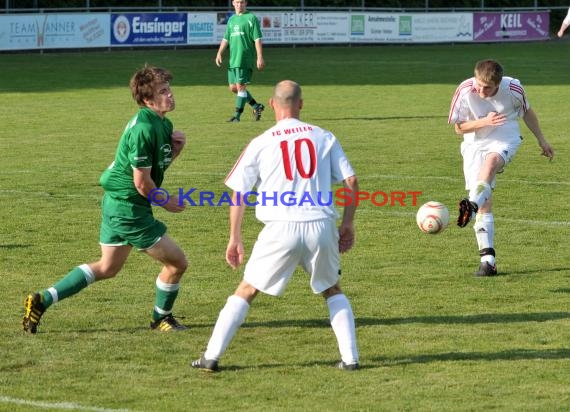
[0,11,486,51]
[349,13,472,43]
[0,14,109,50]
[187,13,217,45]
[255,12,350,44]
[412,13,472,43]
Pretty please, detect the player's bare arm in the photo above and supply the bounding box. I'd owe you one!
[339,175,359,253]
[454,111,506,135]
[216,39,228,67]
[226,191,246,269]
[522,108,554,160]
[133,168,185,213]
[255,39,265,71]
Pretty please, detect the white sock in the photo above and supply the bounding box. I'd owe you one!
[204,295,249,361]
[469,181,492,210]
[327,294,359,365]
[474,213,495,265]
[474,213,494,249]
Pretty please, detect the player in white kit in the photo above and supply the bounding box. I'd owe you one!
[557,7,570,37]
[192,80,360,372]
[448,59,554,276]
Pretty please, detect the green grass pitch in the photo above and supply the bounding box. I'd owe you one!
[0,42,569,411]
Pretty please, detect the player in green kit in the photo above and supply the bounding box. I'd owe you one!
[216,0,265,123]
[23,65,190,333]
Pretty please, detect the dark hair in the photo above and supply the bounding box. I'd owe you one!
[129,64,173,106]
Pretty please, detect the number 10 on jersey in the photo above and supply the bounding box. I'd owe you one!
[280,138,316,181]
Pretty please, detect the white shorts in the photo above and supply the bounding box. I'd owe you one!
[461,138,521,190]
[564,8,570,25]
[243,219,340,296]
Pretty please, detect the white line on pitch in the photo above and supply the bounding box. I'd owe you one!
[0,189,99,199]
[361,174,570,186]
[0,396,132,412]
[361,209,570,227]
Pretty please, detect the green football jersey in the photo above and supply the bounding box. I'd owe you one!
[224,11,263,70]
[99,107,174,209]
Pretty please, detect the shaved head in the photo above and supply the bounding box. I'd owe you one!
[272,80,302,108]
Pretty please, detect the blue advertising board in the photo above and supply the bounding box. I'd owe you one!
[111,13,187,45]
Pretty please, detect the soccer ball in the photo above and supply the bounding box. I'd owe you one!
[416,201,450,234]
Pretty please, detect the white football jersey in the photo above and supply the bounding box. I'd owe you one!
[448,76,528,145]
[225,118,355,222]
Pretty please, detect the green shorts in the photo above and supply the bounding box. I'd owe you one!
[228,67,253,85]
[99,195,167,250]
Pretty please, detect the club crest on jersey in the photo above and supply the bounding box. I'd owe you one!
[161,144,172,156]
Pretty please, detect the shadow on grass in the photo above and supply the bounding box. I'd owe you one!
[313,115,448,122]
[359,312,570,326]
[372,348,570,366]
[499,266,570,276]
[240,311,570,329]
[190,357,372,372]
[192,348,570,372]
[217,359,352,372]
[35,311,569,335]
[34,327,146,335]
[0,244,32,249]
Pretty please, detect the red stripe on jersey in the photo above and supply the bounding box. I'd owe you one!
[509,83,524,94]
[509,82,528,112]
[448,79,474,123]
[224,143,250,183]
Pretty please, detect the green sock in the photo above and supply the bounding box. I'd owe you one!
[152,278,180,322]
[40,264,95,309]
[234,94,247,118]
[246,91,257,107]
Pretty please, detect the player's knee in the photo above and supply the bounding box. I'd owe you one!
[229,85,238,93]
[95,263,122,280]
[234,281,258,303]
[175,255,189,275]
[164,254,188,279]
[322,283,342,299]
